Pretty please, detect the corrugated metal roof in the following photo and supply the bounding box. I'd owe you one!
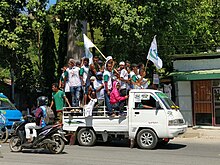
[171,69,220,81]
[170,52,220,60]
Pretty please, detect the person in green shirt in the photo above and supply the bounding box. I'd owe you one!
[50,83,71,124]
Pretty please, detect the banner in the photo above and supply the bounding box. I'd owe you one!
[83,34,95,64]
[147,36,163,69]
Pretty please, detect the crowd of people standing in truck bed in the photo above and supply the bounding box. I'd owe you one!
[51,55,156,118]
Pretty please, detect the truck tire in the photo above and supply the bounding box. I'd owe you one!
[77,128,96,146]
[136,129,158,149]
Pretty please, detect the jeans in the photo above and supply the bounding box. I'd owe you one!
[111,101,125,114]
[70,86,81,107]
[104,90,112,114]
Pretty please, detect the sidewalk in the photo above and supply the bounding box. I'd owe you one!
[178,126,220,139]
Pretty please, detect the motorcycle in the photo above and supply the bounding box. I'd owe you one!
[9,116,67,154]
[0,112,8,143]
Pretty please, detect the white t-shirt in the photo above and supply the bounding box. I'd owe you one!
[137,75,149,89]
[85,99,97,117]
[93,80,104,99]
[64,68,70,92]
[164,84,172,99]
[81,65,89,83]
[68,66,81,87]
[103,70,113,90]
[120,68,128,89]
[129,71,135,79]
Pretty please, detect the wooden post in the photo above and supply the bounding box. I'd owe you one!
[93,44,107,60]
[145,59,149,71]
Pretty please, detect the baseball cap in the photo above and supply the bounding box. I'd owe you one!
[90,76,96,81]
[119,61,125,66]
[96,72,103,76]
[131,63,138,67]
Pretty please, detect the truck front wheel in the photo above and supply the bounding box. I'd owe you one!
[136,129,158,149]
[77,128,96,146]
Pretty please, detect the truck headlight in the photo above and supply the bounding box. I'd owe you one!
[168,119,185,126]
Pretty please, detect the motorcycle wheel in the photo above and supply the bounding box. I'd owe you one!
[0,126,9,143]
[49,135,65,154]
[9,136,22,152]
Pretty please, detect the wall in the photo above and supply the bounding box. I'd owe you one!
[175,81,193,126]
[173,58,220,71]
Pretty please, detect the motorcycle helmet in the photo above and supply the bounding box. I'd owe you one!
[37,96,48,107]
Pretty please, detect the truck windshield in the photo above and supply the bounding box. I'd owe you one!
[155,92,178,110]
[0,98,16,110]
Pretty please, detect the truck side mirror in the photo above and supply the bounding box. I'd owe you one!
[156,101,161,109]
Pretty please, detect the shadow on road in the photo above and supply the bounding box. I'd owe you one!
[96,139,130,148]
[95,140,187,150]
[157,143,187,150]
[21,149,68,155]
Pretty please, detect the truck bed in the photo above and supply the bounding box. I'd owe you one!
[62,107,128,132]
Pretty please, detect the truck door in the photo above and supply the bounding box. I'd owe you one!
[129,92,168,138]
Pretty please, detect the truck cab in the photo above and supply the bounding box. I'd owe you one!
[128,89,186,148]
[63,89,187,149]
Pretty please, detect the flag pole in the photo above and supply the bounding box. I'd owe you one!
[145,59,149,71]
[84,34,118,74]
[93,45,107,60]
[93,44,119,74]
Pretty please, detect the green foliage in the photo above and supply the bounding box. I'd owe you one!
[0,0,219,102]
[0,67,10,81]
[52,0,219,74]
[41,20,56,95]
[0,0,55,100]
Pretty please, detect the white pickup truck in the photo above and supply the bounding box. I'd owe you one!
[62,89,187,149]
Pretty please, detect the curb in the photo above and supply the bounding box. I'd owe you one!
[178,126,220,139]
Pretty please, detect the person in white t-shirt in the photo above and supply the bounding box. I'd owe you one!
[63,60,74,104]
[103,61,113,116]
[164,83,172,99]
[137,68,150,89]
[130,64,141,89]
[93,72,104,104]
[119,61,129,96]
[68,59,82,107]
[80,58,89,105]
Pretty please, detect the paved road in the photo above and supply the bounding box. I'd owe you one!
[1,138,220,165]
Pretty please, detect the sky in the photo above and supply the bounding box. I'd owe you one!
[49,0,57,6]
[47,0,56,9]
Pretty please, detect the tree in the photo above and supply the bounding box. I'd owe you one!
[54,0,219,74]
[41,20,56,96]
[0,0,36,95]
[0,0,54,105]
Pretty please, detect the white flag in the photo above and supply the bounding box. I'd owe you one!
[83,34,95,64]
[147,36,163,69]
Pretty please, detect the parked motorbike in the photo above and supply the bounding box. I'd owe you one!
[0,126,9,143]
[0,112,8,143]
[9,116,67,154]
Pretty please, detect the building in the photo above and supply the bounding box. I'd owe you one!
[172,53,220,126]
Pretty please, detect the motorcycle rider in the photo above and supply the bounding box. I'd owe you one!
[24,96,48,143]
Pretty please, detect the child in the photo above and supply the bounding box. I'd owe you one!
[84,76,97,117]
[110,81,128,116]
